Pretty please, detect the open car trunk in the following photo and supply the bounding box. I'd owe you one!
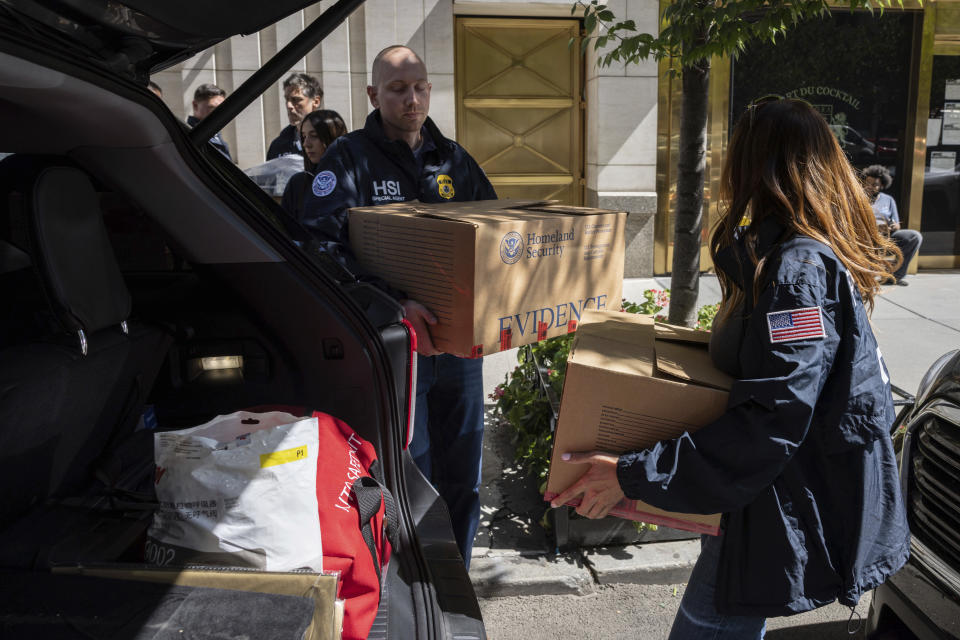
[0,6,484,639]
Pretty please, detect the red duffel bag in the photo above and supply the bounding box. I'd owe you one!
[312,410,398,640]
[245,407,398,640]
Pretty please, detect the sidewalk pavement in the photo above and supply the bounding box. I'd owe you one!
[469,272,960,598]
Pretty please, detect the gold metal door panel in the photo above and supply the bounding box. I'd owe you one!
[456,17,583,205]
[464,107,575,174]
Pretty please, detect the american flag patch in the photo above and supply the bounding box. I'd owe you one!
[766,306,826,343]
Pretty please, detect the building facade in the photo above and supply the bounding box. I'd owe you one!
[151,0,660,277]
[153,1,960,276]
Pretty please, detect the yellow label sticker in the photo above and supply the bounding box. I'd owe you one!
[260,445,309,468]
[437,174,455,200]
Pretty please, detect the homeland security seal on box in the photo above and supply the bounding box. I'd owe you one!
[500,231,523,264]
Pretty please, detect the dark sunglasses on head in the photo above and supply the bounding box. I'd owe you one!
[745,93,814,128]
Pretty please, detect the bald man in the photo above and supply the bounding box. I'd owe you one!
[301,45,496,566]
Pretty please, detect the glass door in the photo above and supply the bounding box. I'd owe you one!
[919,54,960,265]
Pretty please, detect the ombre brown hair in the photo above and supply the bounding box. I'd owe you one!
[710,98,900,319]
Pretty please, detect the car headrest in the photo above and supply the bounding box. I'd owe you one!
[0,240,30,274]
[30,167,130,337]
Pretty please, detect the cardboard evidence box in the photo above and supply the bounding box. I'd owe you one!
[54,564,341,640]
[544,310,733,535]
[348,200,627,358]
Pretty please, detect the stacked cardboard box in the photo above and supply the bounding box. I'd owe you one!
[348,200,627,358]
[544,310,731,535]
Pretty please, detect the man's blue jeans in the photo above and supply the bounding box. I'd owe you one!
[891,229,922,281]
[668,533,767,640]
[409,353,484,568]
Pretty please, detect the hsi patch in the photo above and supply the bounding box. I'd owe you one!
[312,170,337,197]
[766,306,826,343]
[437,174,455,199]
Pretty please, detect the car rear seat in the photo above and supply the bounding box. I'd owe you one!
[0,166,172,530]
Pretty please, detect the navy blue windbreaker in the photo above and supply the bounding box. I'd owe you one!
[617,219,910,616]
[300,110,496,248]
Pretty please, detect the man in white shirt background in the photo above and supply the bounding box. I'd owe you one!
[863,164,922,286]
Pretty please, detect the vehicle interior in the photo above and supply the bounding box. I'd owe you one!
[0,9,482,639]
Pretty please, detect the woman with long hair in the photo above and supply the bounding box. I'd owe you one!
[551,98,909,638]
[281,109,347,218]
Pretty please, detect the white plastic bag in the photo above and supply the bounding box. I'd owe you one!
[147,410,322,572]
[242,155,305,196]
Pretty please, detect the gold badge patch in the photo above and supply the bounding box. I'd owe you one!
[437,174,455,200]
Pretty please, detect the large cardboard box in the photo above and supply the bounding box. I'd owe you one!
[348,200,626,358]
[544,310,733,535]
[54,564,340,640]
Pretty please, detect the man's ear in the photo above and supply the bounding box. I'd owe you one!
[366,85,378,109]
[191,100,198,114]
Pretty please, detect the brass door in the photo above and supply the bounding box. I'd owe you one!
[455,17,583,205]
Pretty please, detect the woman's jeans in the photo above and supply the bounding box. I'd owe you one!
[667,533,767,640]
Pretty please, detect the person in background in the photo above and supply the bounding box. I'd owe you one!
[280,109,347,219]
[267,73,323,161]
[551,98,909,639]
[862,164,922,286]
[147,81,162,98]
[187,83,232,162]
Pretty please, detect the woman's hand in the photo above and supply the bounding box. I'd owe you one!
[550,451,625,519]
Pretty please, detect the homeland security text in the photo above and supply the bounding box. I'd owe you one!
[527,229,574,258]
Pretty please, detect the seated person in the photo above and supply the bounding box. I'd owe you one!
[280,109,347,219]
[862,164,922,286]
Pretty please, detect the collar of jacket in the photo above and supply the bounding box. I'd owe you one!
[362,110,453,161]
[714,216,790,291]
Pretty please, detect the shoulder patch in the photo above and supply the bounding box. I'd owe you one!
[767,306,826,343]
[312,170,337,197]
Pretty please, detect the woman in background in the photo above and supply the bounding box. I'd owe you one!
[551,97,909,639]
[281,109,347,219]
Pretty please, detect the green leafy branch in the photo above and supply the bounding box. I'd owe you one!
[571,0,907,73]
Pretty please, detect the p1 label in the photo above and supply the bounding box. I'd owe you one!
[260,445,308,468]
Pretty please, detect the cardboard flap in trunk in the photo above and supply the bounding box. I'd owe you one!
[54,564,339,640]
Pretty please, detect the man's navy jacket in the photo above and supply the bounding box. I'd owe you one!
[186,115,231,163]
[267,124,300,161]
[617,219,910,616]
[300,110,496,249]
